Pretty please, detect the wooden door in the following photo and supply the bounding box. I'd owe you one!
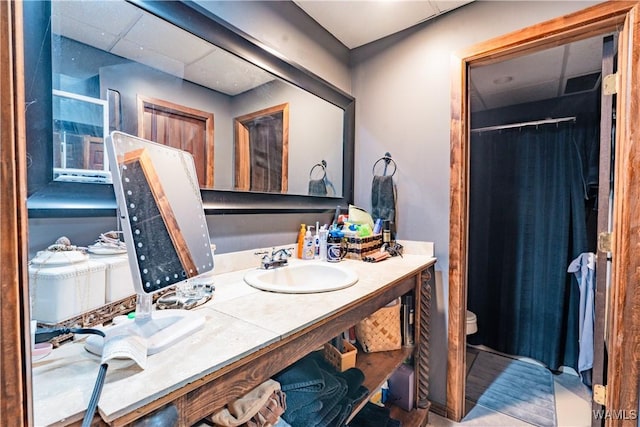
[234,103,289,193]
[137,95,214,188]
[83,136,104,170]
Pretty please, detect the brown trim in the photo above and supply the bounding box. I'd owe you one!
[136,95,215,188]
[0,0,31,425]
[592,34,616,423]
[448,1,640,423]
[233,103,290,193]
[607,5,640,425]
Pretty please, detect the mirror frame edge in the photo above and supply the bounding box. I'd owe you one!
[25,0,355,218]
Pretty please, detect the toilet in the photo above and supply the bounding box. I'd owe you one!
[466,310,478,335]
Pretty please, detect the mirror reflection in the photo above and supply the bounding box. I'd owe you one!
[51,0,344,197]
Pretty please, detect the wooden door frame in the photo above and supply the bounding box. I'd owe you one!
[1,0,32,425]
[233,102,289,193]
[137,95,215,188]
[448,1,640,424]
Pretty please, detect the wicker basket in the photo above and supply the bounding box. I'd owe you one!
[323,340,357,372]
[345,234,383,260]
[355,298,401,352]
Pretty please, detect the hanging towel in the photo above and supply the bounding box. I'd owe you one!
[567,252,596,377]
[371,175,396,223]
[308,178,328,196]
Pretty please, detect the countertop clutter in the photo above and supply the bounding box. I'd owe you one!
[32,240,435,426]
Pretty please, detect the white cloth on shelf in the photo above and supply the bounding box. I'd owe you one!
[567,252,596,375]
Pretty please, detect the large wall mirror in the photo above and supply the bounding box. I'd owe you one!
[24,0,354,216]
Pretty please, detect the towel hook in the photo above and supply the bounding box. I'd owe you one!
[309,160,327,180]
[372,152,397,177]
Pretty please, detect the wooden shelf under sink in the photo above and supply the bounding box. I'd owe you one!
[346,345,429,426]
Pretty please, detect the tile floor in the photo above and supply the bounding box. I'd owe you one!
[428,346,592,427]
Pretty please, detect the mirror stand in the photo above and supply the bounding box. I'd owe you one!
[85,293,205,357]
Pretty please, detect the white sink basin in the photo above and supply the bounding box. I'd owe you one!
[243,261,358,293]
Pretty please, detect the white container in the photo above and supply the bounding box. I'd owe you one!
[89,253,135,302]
[29,251,106,324]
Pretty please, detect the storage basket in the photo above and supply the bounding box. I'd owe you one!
[323,340,357,372]
[345,234,383,260]
[355,298,401,352]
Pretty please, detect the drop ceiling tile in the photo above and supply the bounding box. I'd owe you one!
[52,1,142,38]
[110,38,186,79]
[295,1,438,48]
[123,14,214,65]
[564,36,603,77]
[483,80,558,110]
[185,50,275,96]
[52,15,119,52]
[473,45,565,89]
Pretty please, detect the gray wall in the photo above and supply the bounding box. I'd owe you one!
[350,0,601,407]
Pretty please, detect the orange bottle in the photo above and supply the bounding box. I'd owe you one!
[296,224,306,258]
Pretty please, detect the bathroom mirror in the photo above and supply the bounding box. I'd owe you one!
[24,0,355,216]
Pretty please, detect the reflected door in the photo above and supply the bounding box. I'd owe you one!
[137,95,214,188]
[234,103,289,193]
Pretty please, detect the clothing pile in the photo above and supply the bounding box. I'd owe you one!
[273,352,368,427]
[208,379,288,427]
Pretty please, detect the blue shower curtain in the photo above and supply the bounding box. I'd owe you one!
[467,120,596,371]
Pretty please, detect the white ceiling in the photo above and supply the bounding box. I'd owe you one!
[294,0,605,111]
[53,0,605,111]
[294,0,473,49]
[470,35,605,112]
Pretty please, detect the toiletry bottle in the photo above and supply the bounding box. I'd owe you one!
[314,221,320,258]
[327,229,345,262]
[303,226,315,260]
[383,220,391,245]
[297,224,306,259]
[319,225,328,261]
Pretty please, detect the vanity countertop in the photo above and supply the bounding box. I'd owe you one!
[32,241,436,426]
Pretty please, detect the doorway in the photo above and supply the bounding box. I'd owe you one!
[447,2,640,425]
[463,34,605,426]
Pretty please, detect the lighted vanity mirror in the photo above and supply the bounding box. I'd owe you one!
[107,132,214,294]
[24,0,354,215]
[83,131,214,358]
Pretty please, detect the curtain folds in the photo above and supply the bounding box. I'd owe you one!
[467,120,597,371]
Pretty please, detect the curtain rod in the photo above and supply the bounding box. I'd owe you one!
[470,116,576,133]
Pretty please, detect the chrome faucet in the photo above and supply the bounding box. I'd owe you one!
[257,247,293,269]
